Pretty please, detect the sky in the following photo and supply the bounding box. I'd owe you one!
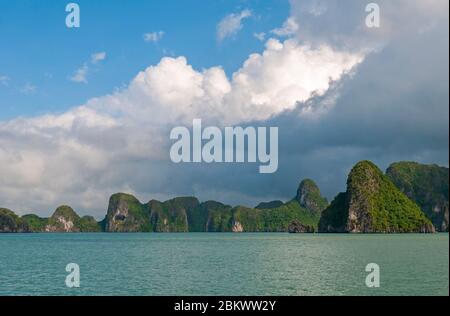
[0,0,290,119]
[0,0,448,218]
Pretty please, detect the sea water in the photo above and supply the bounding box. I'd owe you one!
[0,233,448,296]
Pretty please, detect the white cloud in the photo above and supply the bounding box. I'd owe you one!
[91,52,106,64]
[271,17,299,37]
[70,64,89,83]
[0,38,363,216]
[253,32,266,41]
[70,52,106,84]
[99,39,362,125]
[143,31,165,42]
[217,9,252,42]
[0,75,10,86]
[20,83,37,94]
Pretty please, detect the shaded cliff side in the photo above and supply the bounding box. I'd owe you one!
[386,162,449,232]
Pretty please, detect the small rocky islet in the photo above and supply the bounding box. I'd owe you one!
[1,161,448,234]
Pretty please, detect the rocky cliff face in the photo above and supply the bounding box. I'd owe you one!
[195,201,232,232]
[45,206,81,232]
[43,205,102,232]
[20,207,100,233]
[288,220,315,233]
[103,194,199,232]
[295,179,328,215]
[104,193,150,232]
[319,161,435,233]
[2,161,444,234]
[102,180,328,233]
[0,208,29,233]
[386,162,449,232]
[148,197,197,232]
[226,179,328,233]
[231,220,244,232]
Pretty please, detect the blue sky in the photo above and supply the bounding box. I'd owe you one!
[0,0,290,119]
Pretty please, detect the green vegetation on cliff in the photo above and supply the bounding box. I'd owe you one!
[255,201,284,210]
[149,197,198,232]
[21,214,47,232]
[319,161,434,233]
[22,206,101,233]
[204,179,328,232]
[204,202,234,232]
[104,193,151,232]
[255,199,323,231]
[296,179,328,214]
[102,179,328,232]
[0,208,29,233]
[318,193,348,233]
[2,161,445,234]
[386,162,449,232]
[0,179,329,233]
[189,200,231,232]
[79,216,102,232]
[42,205,101,232]
[46,205,81,232]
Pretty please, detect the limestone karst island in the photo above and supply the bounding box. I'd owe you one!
[1,161,448,234]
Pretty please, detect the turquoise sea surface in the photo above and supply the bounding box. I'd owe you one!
[0,233,448,296]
